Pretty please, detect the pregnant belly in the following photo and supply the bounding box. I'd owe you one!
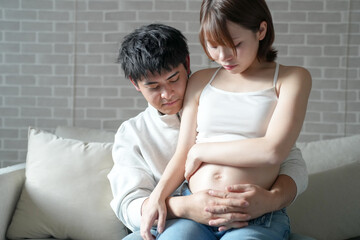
[188,163,280,193]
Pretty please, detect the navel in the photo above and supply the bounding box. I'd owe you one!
[213,173,223,180]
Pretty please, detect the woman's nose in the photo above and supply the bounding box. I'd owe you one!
[219,46,233,62]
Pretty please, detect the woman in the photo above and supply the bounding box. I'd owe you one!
[141,0,312,239]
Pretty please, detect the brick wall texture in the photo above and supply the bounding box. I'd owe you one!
[1,0,360,167]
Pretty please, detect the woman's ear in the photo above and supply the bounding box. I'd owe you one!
[258,21,267,41]
[130,77,141,91]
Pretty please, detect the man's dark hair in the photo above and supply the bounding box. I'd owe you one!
[118,24,189,84]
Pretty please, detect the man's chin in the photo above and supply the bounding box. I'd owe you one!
[159,103,182,115]
[161,110,178,115]
[160,107,181,115]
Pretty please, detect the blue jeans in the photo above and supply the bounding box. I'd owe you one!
[122,229,156,240]
[157,209,290,240]
[124,212,290,240]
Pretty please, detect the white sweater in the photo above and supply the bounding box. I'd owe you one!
[108,104,308,232]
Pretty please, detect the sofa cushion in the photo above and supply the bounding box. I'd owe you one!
[6,127,127,240]
[55,125,115,143]
[297,134,360,174]
[288,162,360,240]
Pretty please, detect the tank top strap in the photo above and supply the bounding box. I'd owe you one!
[208,67,222,85]
[273,62,279,87]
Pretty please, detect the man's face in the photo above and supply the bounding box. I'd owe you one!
[132,63,190,115]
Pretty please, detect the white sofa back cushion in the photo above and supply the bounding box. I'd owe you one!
[55,126,115,143]
[6,127,127,240]
[297,134,360,174]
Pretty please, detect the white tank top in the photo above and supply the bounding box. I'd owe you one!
[196,63,279,143]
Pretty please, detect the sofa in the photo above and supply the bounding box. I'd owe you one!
[0,126,359,240]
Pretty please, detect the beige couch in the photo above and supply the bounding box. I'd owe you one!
[1,126,359,240]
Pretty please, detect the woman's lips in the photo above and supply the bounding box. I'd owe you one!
[223,64,237,70]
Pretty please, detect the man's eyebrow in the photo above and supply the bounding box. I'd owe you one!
[143,81,157,86]
[166,71,179,80]
[143,71,179,86]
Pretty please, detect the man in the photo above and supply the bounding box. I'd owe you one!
[108,24,307,239]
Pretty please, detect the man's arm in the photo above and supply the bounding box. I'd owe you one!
[164,145,307,230]
[279,145,308,197]
[161,174,295,231]
[108,123,156,232]
[209,174,297,231]
[165,190,250,225]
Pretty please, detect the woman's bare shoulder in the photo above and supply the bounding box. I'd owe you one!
[277,65,312,98]
[279,65,312,87]
[280,65,311,80]
[187,67,220,89]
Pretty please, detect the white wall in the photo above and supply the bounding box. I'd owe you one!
[0,0,359,167]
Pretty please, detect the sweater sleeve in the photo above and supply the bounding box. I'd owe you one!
[279,145,308,200]
[107,123,156,232]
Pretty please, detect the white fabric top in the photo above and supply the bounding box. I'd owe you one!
[108,103,308,232]
[197,63,279,143]
[108,105,181,232]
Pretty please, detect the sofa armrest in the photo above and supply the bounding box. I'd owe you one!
[0,163,26,239]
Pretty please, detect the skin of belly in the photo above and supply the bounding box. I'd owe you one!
[188,163,280,193]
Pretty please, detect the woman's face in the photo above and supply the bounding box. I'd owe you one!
[206,20,266,74]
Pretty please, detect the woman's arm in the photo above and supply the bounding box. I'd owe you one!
[186,66,312,171]
[150,71,207,202]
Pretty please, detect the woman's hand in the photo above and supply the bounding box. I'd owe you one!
[140,194,167,240]
[184,144,203,180]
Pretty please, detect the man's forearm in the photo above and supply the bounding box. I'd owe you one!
[165,191,216,225]
[165,195,187,220]
[269,174,297,210]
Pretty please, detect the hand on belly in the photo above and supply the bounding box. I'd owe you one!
[188,163,279,193]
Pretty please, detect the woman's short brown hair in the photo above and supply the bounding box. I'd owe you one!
[199,0,277,62]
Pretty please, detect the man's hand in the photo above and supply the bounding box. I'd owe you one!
[169,181,289,231]
[167,189,250,230]
[167,175,296,232]
[205,184,278,231]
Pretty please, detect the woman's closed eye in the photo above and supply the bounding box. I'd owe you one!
[235,42,242,48]
[207,42,218,49]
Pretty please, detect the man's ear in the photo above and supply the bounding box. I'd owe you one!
[258,21,267,41]
[186,55,191,75]
[130,77,141,91]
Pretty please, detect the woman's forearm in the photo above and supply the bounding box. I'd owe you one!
[192,137,289,168]
[152,153,186,199]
